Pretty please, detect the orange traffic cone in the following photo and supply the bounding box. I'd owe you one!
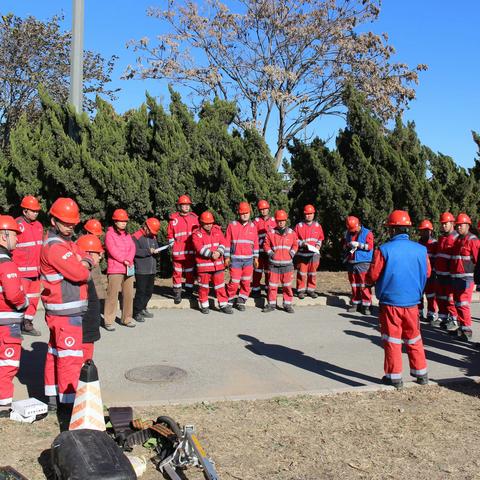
[69,359,106,431]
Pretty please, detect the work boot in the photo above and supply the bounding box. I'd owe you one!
[262,304,276,313]
[307,291,318,299]
[297,291,306,299]
[235,299,246,312]
[431,316,442,327]
[381,376,403,390]
[134,313,145,323]
[445,318,459,332]
[200,307,210,314]
[221,305,234,315]
[416,374,429,386]
[456,329,473,342]
[173,288,182,305]
[347,304,358,313]
[21,319,41,337]
[284,304,295,314]
[427,314,437,325]
[362,306,372,316]
[141,309,154,318]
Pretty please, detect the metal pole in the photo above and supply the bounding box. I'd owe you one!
[69,0,84,113]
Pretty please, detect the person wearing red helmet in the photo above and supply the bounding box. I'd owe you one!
[41,198,97,409]
[0,216,29,410]
[83,219,103,237]
[263,210,298,313]
[252,199,276,296]
[417,220,438,323]
[76,235,104,361]
[132,218,161,322]
[343,216,375,315]
[225,202,259,311]
[192,212,232,314]
[167,195,199,304]
[433,212,458,328]
[445,214,480,341]
[12,196,43,336]
[294,205,324,299]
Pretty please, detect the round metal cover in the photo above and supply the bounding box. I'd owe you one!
[125,365,187,384]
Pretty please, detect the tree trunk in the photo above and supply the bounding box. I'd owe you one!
[274,145,284,170]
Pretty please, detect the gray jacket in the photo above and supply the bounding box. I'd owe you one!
[133,230,159,275]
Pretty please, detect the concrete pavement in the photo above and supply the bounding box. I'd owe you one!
[14,300,480,405]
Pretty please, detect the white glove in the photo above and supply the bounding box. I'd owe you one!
[349,241,359,248]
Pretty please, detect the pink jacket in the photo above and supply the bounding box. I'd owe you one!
[105,226,136,274]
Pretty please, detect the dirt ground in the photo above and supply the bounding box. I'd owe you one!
[1,382,480,480]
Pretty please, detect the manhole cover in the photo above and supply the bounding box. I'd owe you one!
[125,365,187,384]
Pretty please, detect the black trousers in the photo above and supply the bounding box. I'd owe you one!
[133,274,155,316]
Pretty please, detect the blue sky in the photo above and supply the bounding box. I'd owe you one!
[3,0,479,167]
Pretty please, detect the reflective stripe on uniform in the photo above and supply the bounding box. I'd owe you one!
[41,273,64,282]
[381,334,402,344]
[0,359,20,367]
[44,300,88,311]
[57,349,83,358]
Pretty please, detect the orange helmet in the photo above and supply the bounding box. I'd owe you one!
[0,215,21,233]
[439,212,455,223]
[112,209,129,222]
[418,219,433,231]
[303,204,315,214]
[274,209,288,221]
[257,200,270,210]
[386,210,412,227]
[199,211,214,224]
[177,195,192,205]
[76,234,104,254]
[455,213,471,225]
[20,196,41,211]
[237,202,251,214]
[84,219,103,236]
[50,198,80,225]
[346,216,360,232]
[146,217,161,235]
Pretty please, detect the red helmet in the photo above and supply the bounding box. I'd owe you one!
[237,202,251,214]
[386,210,412,227]
[303,204,315,214]
[274,209,288,221]
[199,211,214,224]
[177,195,192,205]
[418,219,433,231]
[439,212,455,223]
[20,196,41,211]
[0,215,21,233]
[257,200,270,210]
[84,219,103,236]
[346,216,360,232]
[112,209,129,221]
[146,217,161,235]
[455,213,471,225]
[50,198,80,224]
[76,234,104,254]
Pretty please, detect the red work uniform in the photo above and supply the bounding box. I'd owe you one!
[252,216,277,294]
[294,221,324,295]
[449,232,480,334]
[225,221,259,304]
[167,211,199,291]
[41,229,92,404]
[418,237,438,319]
[12,216,43,323]
[0,247,28,405]
[435,231,458,324]
[264,227,298,307]
[192,225,229,310]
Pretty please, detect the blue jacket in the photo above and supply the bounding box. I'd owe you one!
[375,234,428,307]
[345,226,373,263]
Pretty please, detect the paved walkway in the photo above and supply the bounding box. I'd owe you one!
[14,300,480,405]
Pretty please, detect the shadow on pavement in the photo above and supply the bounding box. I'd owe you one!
[17,341,47,400]
[238,334,380,387]
[435,377,480,399]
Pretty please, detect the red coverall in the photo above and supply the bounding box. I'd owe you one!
[12,217,43,323]
[367,249,430,382]
[0,248,28,405]
[264,227,298,307]
[344,230,374,307]
[449,232,480,333]
[225,221,259,304]
[41,230,92,403]
[252,216,277,293]
[167,212,199,291]
[192,225,229,309]
[418,237,438,318]
[294,221,324,294]
[435,231,458,323]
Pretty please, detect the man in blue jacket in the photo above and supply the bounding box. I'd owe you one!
[367,210,430,389]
